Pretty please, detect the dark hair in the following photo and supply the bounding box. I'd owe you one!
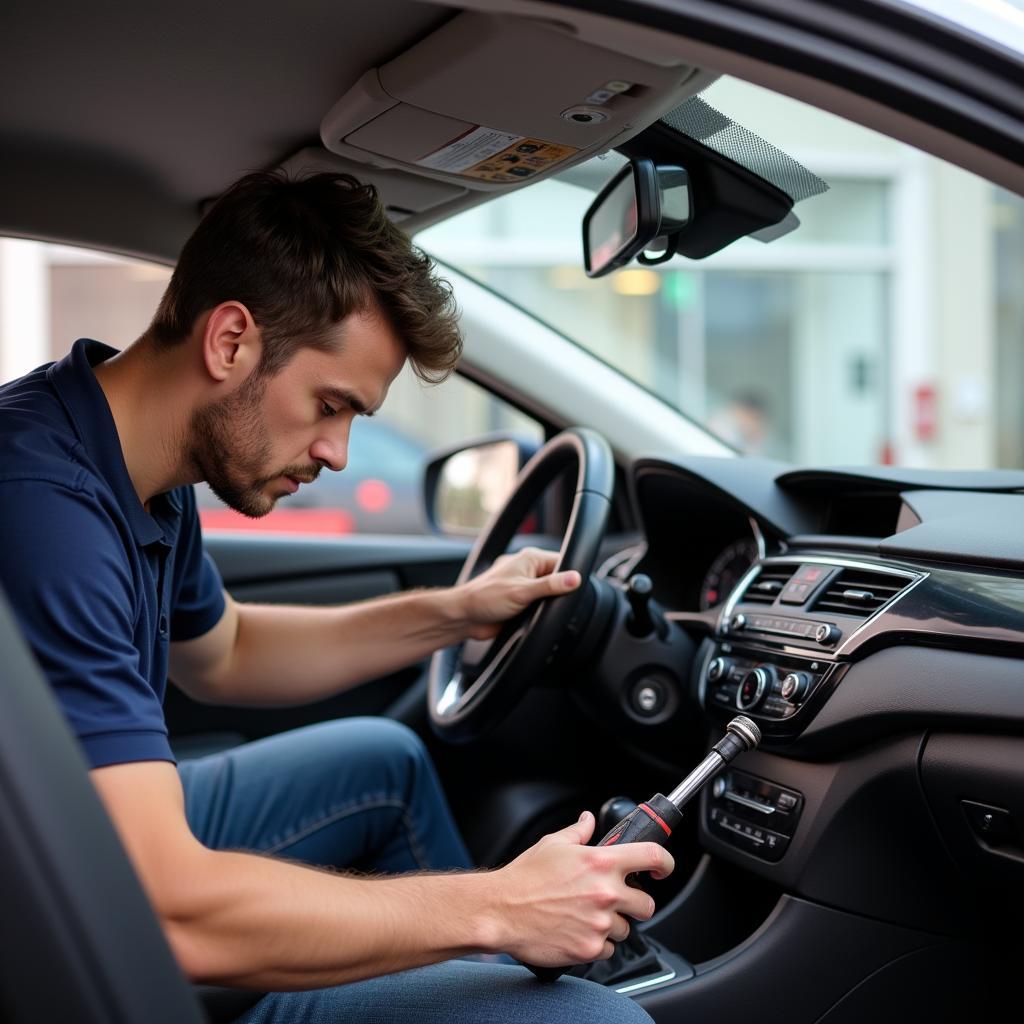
[148,170,462,382]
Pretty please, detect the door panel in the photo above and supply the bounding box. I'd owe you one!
[165,533,472,755]
[205,534,472,590]
[229,570,400,607]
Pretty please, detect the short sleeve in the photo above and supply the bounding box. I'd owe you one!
[169,485,225,642]
[0,480,174,767]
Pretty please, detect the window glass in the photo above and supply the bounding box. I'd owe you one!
[0,240,543,537]
[420,77,1024,471]
[195,366,542,535]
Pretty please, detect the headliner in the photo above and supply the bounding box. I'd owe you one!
[0,0,456,259]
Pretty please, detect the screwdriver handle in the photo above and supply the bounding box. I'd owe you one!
[526,794,683,982]
[601,794,682,849]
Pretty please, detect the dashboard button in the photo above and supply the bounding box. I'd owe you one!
[795,564,828,584]
[629,677,669,717]
[762,829,790,861]
[635,685,661,713]
[776,791,799,811]
[780,580,811,604]
[762,696,793,717]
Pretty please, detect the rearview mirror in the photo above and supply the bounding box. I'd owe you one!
[582,159,692,277]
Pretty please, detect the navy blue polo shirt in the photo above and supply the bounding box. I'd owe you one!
[0,339,225,768]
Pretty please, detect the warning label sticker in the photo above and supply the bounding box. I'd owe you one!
[417,126,578,183]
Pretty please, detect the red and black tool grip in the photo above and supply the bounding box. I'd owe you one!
[526,794,683,982]
[598,794,682,849]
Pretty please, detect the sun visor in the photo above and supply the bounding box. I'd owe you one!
[320,11,706,196]
[278,147,467,222]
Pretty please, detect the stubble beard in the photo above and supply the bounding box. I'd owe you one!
[189,372,284,519]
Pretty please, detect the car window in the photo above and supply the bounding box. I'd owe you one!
[0,239,544,536]
[419,76,1024,472]
[195,366,543,536]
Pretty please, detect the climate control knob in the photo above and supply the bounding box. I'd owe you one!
[780,671,811,702]
[737,667,771,711]
[707,656,731,683]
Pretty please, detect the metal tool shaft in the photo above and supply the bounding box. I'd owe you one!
[665,715,761,811]
[666,750,729,809]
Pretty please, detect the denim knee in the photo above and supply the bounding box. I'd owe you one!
[351,718,430,778]
[565,977,656,1024]
[370,718,429,764]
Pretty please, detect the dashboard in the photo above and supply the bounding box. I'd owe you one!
[599,454,1024,935]
[697,536,760,611]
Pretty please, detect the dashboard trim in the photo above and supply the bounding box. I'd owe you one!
[718,554,928,660]
[749,516,767,561]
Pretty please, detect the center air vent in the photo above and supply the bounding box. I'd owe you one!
[813,568,910,618]
[742,565,796,605]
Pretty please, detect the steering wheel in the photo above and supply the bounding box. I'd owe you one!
[428,428,614,744]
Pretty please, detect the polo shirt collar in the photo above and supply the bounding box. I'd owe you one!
[47,338,166,547]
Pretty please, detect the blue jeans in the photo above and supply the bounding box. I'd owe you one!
[178,717,652,1024]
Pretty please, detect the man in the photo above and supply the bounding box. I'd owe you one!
[0,171,671,1023]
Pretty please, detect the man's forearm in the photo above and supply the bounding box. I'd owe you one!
[93,761,671,987]
[165,848,499,988]
[210,589,470,705]
[172,546,577,705]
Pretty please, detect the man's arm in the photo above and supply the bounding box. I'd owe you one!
[169,547,579,705]
[92,760,672,987]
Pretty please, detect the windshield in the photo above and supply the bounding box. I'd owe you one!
[896,0,1024,55]
[419,77,1024,470]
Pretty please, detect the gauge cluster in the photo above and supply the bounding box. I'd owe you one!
[629,461,772,612]
[699,538,759,610]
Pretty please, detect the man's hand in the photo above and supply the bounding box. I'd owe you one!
[456,546,582,641]
[484,810,674,966]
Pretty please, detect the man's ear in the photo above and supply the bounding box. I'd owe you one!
[200,302,262,384]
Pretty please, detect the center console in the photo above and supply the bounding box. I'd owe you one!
[693,555,924,860]
[705,766,803,861]
[698,555,922,742]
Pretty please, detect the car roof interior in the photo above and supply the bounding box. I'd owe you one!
[5,0,1022,267]
[1,0,697,260]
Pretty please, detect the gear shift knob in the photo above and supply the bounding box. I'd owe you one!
[625,574,655,636]
[598,795,637,838]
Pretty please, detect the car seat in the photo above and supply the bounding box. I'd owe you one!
[0,586,261,1023]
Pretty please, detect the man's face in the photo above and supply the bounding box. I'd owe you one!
[189,308,406,518]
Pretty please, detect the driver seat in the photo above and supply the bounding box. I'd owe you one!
[0,586,259,1023]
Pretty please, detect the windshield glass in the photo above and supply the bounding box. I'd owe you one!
[896,0,1024,55]
[419,77,1024,470]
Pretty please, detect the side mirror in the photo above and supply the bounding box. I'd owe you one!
[424,435,540,535]
[582,159,692,278]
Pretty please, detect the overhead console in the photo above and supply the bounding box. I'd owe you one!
[304,12,710,223]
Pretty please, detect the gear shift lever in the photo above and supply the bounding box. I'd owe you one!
[598,796,638,837]
[527,716,762,982]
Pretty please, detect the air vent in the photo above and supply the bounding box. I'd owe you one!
[813,569,910,618]
[742,565,796,605]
